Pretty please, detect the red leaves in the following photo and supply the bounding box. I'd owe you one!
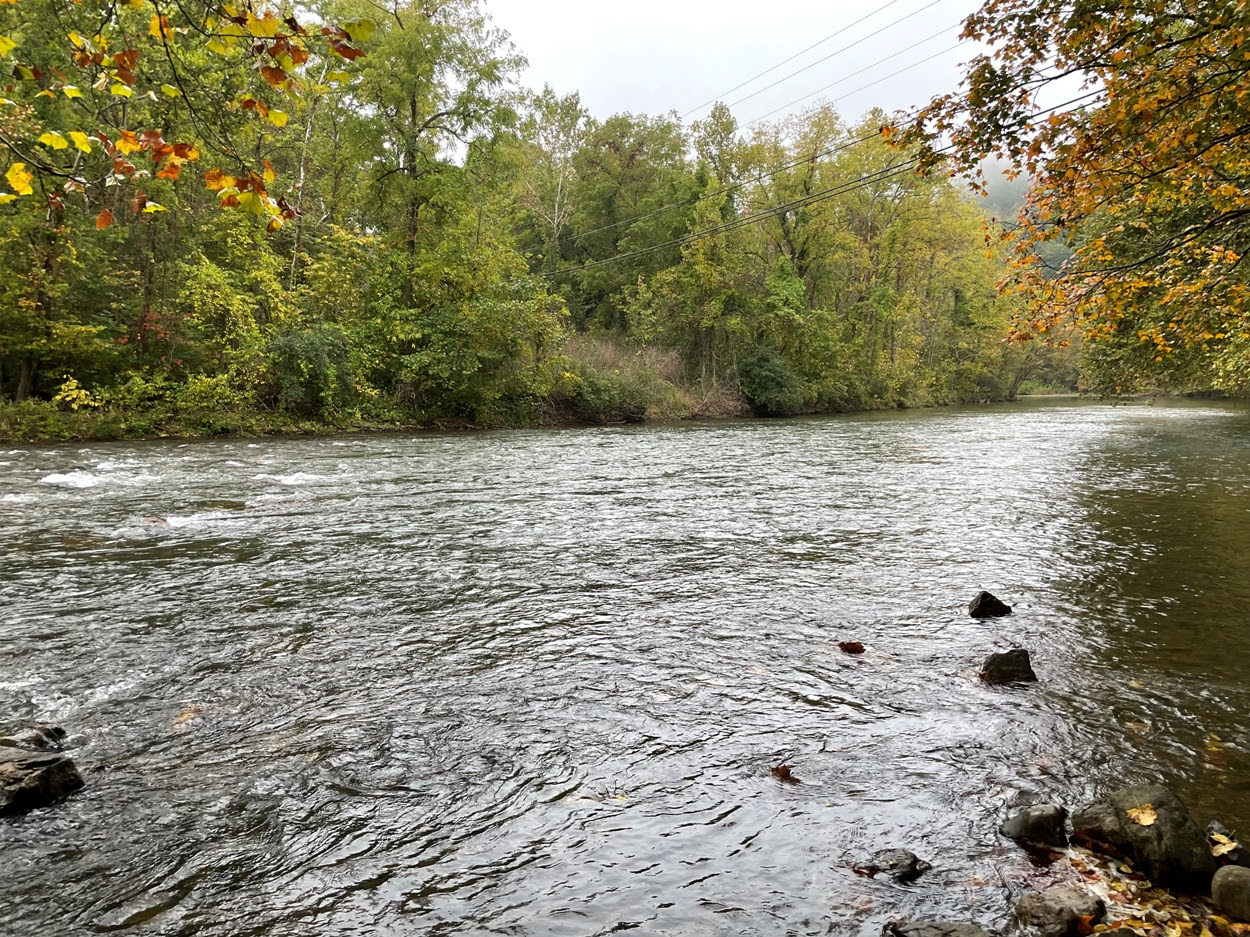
[129,191,148,214]
[241,96,269,119]
[95,209,114,229]
[328,41,364,61]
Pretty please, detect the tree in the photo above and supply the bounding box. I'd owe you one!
[906,0,1250,392]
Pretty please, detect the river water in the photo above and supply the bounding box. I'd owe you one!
[2,399,1249,936]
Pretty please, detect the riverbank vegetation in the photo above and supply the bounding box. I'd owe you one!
[4,0,1237,442]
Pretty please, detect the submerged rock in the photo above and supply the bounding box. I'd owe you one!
[1212,866,1250,922]
[969,591,1012,618]
[885,923,993,937]
[0,724,67,752]
[1,749,84,815]
[1072,784,1216,889]
[980,649,1038,685]
[855,848,932,883]
[1015,886,1104,937]
[1001,804,1068,847]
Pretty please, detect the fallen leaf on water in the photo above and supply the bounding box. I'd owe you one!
[771,764,800,784]
[1127,804,1157,826]
[838,642,865,655]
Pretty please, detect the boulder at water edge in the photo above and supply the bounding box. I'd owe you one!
[884,923,993,937]
[969,591,1012,618]
[0,723,67,751]
[1001,804,1068,847]
[980,649,1038,685]
[855,848,932,883]
[1071,784,1216,889]
[1,749,84,816]
[1015,886,1105,937]
[1213,866,1250,922]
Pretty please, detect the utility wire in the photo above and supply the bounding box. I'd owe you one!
[549,91,1105,278]
[564,18,964,248]
[744,31,964,127]
[680,0,910,119]
[720,0,948,113]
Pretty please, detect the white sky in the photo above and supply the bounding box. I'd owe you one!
[489,0,985,127]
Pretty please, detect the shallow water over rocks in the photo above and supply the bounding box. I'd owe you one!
[2,398,1249,936]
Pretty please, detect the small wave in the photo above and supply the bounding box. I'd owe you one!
[40,470,105,488]
[0,493,36,503]
[254,472,326,486]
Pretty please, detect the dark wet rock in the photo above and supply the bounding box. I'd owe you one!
[980,649,1038,685]
[1015,886,1104,937]
[969,591,1012,618]
[0,724,67,752]
[885,923,993,937]
[1001,804,1068,847]
[1072,784,1216,889]
[855,848,932,883]
[1,749,84,815]
[1213,866,1250,922]
[1207,820,1250,868]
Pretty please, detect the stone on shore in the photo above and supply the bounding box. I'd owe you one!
[969,591,1012,618]
[1,749,85,816]
[980,649,1038,685]
[1213,866,1250,922]
[1071,784,1216,889]
[1015,886,1104,937]
[1001,804,1068,847]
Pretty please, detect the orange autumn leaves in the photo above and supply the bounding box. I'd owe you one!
[204,162,298,233]
[1,1,372,225]
[903,0,1250,380]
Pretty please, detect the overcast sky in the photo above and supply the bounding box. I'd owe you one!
[489,0,985,127]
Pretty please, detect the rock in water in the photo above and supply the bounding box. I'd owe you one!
[885,924,993,937]
[1015,886,1105,936]
[0,724,67,751]
[1,749,85,815]
[1001,804,1068,847]
[980,649,1038,685]
[1072,784,1216,889]
[969,591,1012,618]
[1213,866,1250,922]
[856,849,932,883]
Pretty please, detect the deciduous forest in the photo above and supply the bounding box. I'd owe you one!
[0,0,1244,440]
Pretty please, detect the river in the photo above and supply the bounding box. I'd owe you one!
[2,398,1249,936]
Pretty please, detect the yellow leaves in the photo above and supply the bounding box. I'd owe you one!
[38,131,69,150]
[262,159,275,184]
[5,162,33,196]
[245,11,280,38]
[142,202,167,213]
[265,109,289,127]
[122,0,143,9]
[160,84,181,97]
[1210,832,1241,858]
[62,85,83,99]
[206,38,230,55]
[1127,803,1157,826]
[0,34,15,58]
[116,131,143,155]
[149,14,175,41]
[110,84,134,97]
[342,18,376,42]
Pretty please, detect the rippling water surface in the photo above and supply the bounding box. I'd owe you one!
[3,399,1250,936]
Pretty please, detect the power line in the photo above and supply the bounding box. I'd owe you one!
[680,0,910,120]
[549,91,1106,278]
[561,14,963,249]
[720,0,948,113]
[744,31,963,127]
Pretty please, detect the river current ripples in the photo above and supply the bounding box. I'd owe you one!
[2,399,1250,936]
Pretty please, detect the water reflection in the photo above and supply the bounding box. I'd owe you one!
[1,399,1248,936]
